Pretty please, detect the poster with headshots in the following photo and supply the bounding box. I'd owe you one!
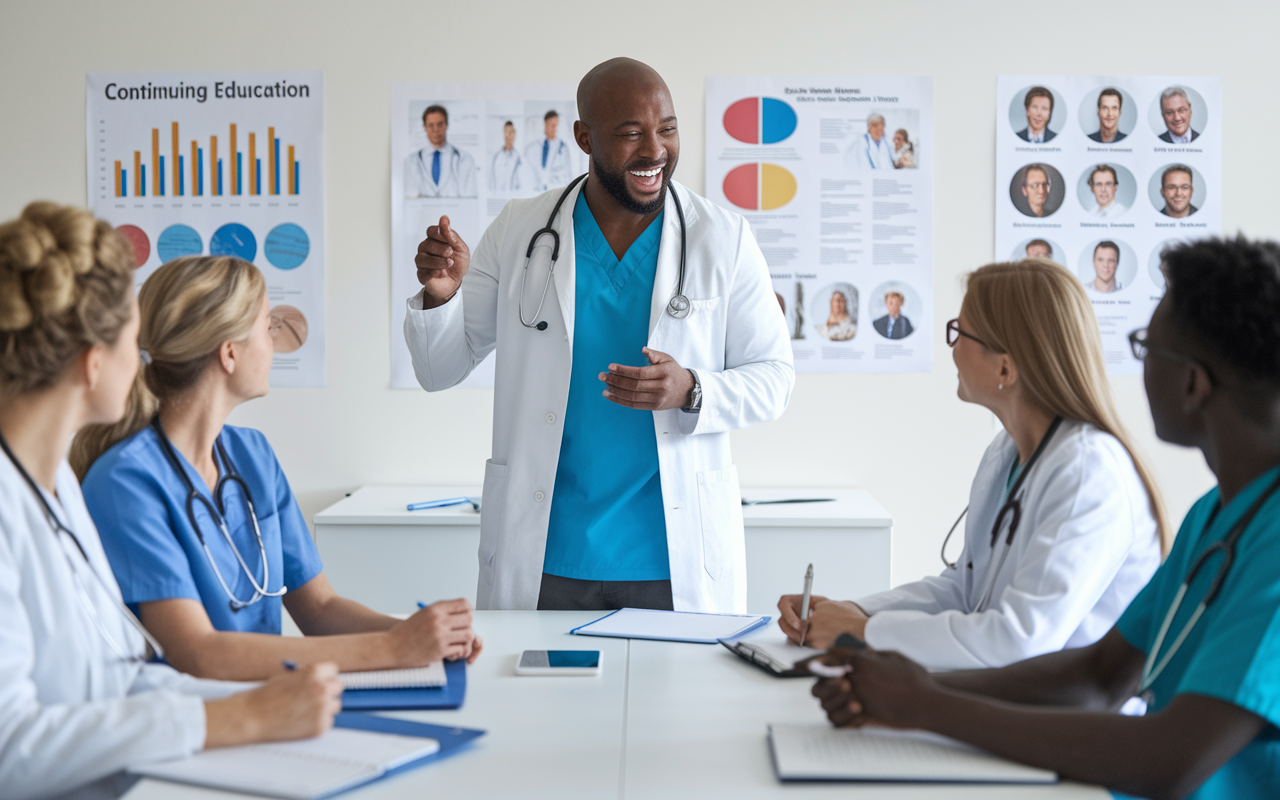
[86,70,326,388]
[705,76,934,374]
[995,75,1221,374]
[390,81,585,389]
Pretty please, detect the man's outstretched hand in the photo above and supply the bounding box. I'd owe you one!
[600,347,695,411]
[415,215,471,309]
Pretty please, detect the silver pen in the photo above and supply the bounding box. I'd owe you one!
[799,563,814,647]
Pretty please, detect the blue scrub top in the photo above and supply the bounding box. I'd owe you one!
[82,424,324,635]
[542,192,670,582]
[1114,466,1280,799]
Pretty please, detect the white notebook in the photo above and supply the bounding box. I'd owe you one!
[768,724,1057,784]
[570,608,770,644]
[132,727,441,799]
[339,662,447,690]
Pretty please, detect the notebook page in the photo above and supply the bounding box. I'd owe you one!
[132,727,441,799]
[739,639,822,671]
[576,608,767,641]
[340,661,447,690]
[769,724,1056,783]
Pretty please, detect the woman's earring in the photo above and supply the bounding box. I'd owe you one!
[997,383,1003,390]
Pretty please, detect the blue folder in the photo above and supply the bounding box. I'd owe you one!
[333,712,484,781]
[341,658,467,711]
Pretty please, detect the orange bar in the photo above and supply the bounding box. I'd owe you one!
[151,128,159,197]
[210,136,218,195]
[268,126,276,195]
[133,151,141,196]
[171,122,180,196]
[229,123,237,195]
[248,133,256,195]
[114,161,122,197]
[288,145,295,194]
[191,140,199,196]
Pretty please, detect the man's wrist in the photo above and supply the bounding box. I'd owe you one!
[681,369,702,412]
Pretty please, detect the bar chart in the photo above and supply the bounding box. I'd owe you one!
[111,120,303,199]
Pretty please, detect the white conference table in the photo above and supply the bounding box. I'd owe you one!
[125,611,1109,800]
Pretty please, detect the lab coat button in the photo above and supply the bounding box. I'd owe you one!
[534,491,545,502]
[545,412,556,424]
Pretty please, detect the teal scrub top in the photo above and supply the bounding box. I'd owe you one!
[542,192,670,582]
[1114,466,1280,799]
[82,424,324,636]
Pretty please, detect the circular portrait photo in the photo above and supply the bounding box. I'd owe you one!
[1077,239,1138,296]
[1148,238,1186,292]
[869,280,923,341]
[269,305,309,353]
[1076,163,1137,218]
[1077,86,1138,144]
[1147,163,1206,219]
[1011,237,1066,264]
[1147,85,1209,143]
[1009,163,1065,218]
[810,282,859,342]
[1008,85,1067,144]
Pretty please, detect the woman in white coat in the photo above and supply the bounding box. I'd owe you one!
[0,203,341,800]
[778,257,1167,670]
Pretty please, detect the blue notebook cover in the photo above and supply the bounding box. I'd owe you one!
[333,712,484,781]
[341,658,466,711]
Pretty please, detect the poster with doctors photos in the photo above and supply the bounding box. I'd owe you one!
[390,81,586,389]
[705,76,934,374]
[87,70,325,387]
[995,75,1222,374]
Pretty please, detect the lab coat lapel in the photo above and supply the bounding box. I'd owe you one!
[548,179,586,343]
[649,181,698,338]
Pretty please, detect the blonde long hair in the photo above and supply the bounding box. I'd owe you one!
[70,256,265,478]
[964,258,1172,552]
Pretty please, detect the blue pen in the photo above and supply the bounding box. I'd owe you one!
[282,660,298,671]
[417,601,427,609]
[407,497,480,512]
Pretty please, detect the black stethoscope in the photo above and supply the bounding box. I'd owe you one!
[151,417,286,612]
[940,416,1065,611]
[519,173,689,331]
[0,430,165,662]
[1138,469,1280,705]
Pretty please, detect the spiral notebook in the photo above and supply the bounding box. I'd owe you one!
[339,662,446,690]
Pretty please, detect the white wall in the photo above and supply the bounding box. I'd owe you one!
[3,0,1275,588]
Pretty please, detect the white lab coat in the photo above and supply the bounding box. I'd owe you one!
[524,137,575,191]
[0,458,247,800]
[405,143,479,198]
[846,132,897,170]
[489,147,525,193]
[403,180,794,612]
[857,420,1161,671]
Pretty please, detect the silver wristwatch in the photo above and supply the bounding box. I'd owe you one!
[682,369,702,413]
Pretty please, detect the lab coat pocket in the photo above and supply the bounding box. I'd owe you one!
[697,465,744,581]
[479,460,508,570]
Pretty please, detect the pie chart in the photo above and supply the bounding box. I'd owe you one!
[723,97,797,144]
[722,163,797,211]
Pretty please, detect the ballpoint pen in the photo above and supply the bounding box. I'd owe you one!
[799,563,813,647]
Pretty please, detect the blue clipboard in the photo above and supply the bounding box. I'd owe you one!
[341,659,466,711]
[569,608,772,644]
[333,712,484,779]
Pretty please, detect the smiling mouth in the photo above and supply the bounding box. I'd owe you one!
[627,165,666,192]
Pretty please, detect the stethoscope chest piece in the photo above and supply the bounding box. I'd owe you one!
[667,294,691,319]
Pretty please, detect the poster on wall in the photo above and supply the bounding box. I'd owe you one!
[705,76,934,374]
[86,70,325,388]
[390,81,584,389]
[995,75,1222,374]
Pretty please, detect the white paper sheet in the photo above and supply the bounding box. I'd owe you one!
[995,75,1222,373]
[339,661,446,690]
[389,82,584,389]
[572,608,768,643]
[705,76,934,373]
[86,71,326,387]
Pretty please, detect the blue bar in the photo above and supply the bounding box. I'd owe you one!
[217,159,222,195]
[236,152,243,195]
[179,156,184,196]
[121,169,127,196]
[140,165,146,197]
[197,148,203,195]
[158,156,165,196]
[294,161,300,194]
[274,138,280,195]
[256,159,261,195]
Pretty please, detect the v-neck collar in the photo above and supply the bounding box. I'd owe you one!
[573,192,664,293]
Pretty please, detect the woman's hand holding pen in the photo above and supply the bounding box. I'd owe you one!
[388,598,484,665]
[777,595,870,650]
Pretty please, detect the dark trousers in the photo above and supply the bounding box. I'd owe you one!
[536,572,675,611]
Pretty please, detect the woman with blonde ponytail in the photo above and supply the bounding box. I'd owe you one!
[779,257,1164,672]
[0,203,343,800]
[79,255,480,682]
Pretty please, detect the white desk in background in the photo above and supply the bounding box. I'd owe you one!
[313,486,892,614]
[125,611,1110,800]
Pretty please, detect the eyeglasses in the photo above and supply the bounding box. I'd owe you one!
[1025,181,1051,190]
[946,318,990,349]
[1128,328,1216,386]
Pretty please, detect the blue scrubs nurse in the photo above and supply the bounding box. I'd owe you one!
[76,255,481,681]
[803,237,1280,800]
